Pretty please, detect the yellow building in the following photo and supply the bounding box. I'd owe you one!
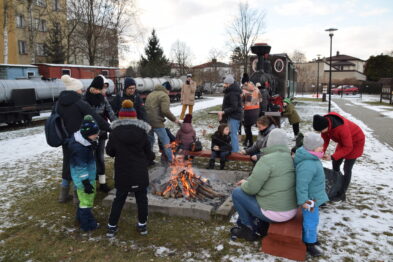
[0,0,67,64]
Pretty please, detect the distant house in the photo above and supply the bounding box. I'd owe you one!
[170,63,189,77]
[296,51,366,92]
[191,59,232,83]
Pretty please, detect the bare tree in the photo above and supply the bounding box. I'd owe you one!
[170,40,191,76]
[208,48,224,61]
[291,49,307,63]
[67,0,136,66]
[227,1,265,74]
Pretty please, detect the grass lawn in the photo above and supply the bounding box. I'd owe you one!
[363,101,393,108]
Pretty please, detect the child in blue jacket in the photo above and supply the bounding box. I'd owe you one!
[294,132,329,257]
[68,115,100,232]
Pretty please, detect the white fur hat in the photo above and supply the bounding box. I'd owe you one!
[61,75,83,91]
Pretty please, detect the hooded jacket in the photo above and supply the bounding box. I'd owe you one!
[111,89,147,121]
[145,85,177,128]
[282,101,300,124]
[106,119,155,191]
[222,83,242,121]
[57,90,110,135]
[294,147,329,207]
[181,80,197,105]
[211,131,232,152]
[241,145,297,212]
[322,112,365,160]
[175,123,196,150]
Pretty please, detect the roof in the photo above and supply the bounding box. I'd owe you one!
[332,61,355,66]
[34,63,119,69]
[192,61,230,69]
[0,64,38,68]
[330,54,363,62]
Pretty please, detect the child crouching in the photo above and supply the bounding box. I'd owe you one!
[105,100,155,238]
[208,124,232,170]
[294,132,329,257]
[68,115,100,232]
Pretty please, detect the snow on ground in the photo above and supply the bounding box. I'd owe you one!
[0,97,223,231]
[340,94,393,119]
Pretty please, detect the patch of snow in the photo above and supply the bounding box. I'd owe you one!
[215,244,224,251]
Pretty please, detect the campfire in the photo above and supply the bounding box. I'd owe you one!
[156,154,223,200]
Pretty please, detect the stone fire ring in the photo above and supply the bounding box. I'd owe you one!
[102,166,249,221]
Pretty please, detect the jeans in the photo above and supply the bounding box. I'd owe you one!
[108,187,148,226]
[302,207,319,244]
[148,127,172,162]
[210,151,230,161]
[180,104,194,120]
[228,118,240,152]
[232,187,273,231]
[332,158,356,196]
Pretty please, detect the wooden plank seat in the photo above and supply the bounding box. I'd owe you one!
[261,208,306,261]
[187,150,252,162]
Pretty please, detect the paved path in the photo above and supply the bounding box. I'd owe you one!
[333,98,393,148]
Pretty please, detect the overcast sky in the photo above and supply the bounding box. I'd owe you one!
[120,0,393,68]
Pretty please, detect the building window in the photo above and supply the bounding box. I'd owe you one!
[101,70,109,77]
[18,41,27,55]
[52,0,60,11]
[35,0,46,7]
[36,43,46,56]
[16,14,24,28]
[38,20,47,32]
[62,69,71,76]
[27,72,35,78]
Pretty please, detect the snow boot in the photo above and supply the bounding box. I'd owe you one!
[220,159,226,170]
[58,186,72,203]
[230,225,259,242]
[207,159,215,169]
[255,219,270,237]
[306,243,323,257]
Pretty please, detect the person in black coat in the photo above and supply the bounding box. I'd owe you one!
[218,75,242,153]
[105,99,155,237]
[84,75,117,193]
[57,75,110,203]
[111,77,147,121]
[208,123,232,170]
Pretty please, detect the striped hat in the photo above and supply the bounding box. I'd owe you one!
[119,99,137,119]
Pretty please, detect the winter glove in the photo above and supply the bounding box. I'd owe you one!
[82,179,94,194]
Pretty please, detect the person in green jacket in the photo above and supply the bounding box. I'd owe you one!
[145,82,180,164]
[282,98,301,137]
[231,129,298,241]
[294,132,329,257]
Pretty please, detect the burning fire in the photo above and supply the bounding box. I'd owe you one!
[156,145,222,200]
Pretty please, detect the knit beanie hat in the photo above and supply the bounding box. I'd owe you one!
[223,74,235,85]
[313,114,329,131]
[183,114,192,123]
[303,132,324,151]
[118,99,137,119]
[89,75,104,90]
[80,115,99,139]
[162,81,172,91]
[61,75,83,92]
[124,77,136,88]
[266,128,288,147]
[283,98,292,104]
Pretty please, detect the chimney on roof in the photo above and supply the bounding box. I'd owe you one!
[336,51,340,56]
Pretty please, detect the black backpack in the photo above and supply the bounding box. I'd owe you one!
[45,102,69,147]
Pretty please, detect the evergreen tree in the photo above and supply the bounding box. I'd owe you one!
[139,30,170,77]
[364,55,393,81]
[44,22,66,64]
[231,47,244,65]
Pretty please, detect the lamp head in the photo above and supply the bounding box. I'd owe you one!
[325,28,338,36]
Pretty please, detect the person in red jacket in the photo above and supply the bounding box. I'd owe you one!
[313,112,365,201]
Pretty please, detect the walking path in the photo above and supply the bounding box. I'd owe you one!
[333,98,393,148]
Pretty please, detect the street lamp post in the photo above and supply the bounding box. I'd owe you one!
[325,28,337,112]
[316,54,321,98]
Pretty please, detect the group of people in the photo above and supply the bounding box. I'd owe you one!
[56,73,199,236]
[55,72,365,257]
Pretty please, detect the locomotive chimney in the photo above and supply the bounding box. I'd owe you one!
[251,43,271,71]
